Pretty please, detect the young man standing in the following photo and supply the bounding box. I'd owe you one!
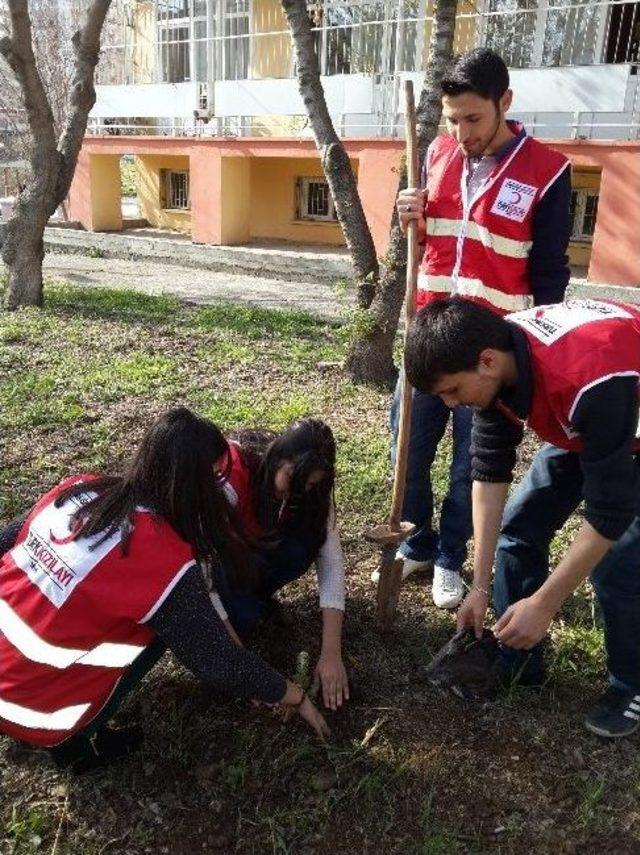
[405,297,640,738]
[380,48,571,609]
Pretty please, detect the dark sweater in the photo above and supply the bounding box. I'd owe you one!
[470,325,640,541]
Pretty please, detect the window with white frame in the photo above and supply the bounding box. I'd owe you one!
[309,0,425,76]
[156,0,250,84]
[224,0,250,80]
[569,189,599,242]
[160,169,190,210]
[295,177,338,222]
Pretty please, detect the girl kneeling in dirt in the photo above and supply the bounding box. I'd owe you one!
[0,408,329,774]
[212,418,350,712]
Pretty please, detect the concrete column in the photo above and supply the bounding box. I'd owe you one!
[190,149,251,245]
[90,155,123,231]
[67,148,92,229]
[190,147,223,243]
[68,152,122,232]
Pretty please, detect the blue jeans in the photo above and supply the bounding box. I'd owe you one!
[390,379,473,571]
[217,535,316,634]
[495,443,640,692]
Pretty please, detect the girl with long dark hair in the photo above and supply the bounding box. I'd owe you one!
[0,408,328,773]
[213,418,350,711]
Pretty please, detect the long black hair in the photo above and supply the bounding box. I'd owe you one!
[54,407,255,589]
[230,418,337,560]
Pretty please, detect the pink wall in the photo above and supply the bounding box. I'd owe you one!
[549,140,640,287]
[69,135,640,288]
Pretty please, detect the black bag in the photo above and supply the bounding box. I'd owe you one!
[425,627,500,701]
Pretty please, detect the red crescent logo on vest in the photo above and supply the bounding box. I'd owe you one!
[49,528,78,546]
[510,191,522,205]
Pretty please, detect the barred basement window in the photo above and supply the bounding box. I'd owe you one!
[570,189,599,242]
[295,177,338,222]
[160,169,190,210]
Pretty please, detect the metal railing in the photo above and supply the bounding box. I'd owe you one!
[88,0,640,140]
[96,0,640,86]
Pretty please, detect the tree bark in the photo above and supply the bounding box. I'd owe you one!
[0,0,112,309]
[344,0,458,386]
[281,0,379,308]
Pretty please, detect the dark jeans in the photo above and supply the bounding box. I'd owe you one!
[390,378,473,571]
[217,535,316,634]
[494,443,640,691]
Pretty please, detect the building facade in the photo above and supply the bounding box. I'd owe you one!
[67,0,640,286]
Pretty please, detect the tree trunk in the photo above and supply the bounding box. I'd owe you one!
[344,212,408,386]
[344,0,458,386]
[4,227,46,309]
[281,0,379,308]
[0,0,112,309]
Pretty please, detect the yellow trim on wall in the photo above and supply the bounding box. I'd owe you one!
[250,157,354,246]
[221,158,251,243]
[136,154,191,233]
[89,155,122,231]
[250,0,291,79]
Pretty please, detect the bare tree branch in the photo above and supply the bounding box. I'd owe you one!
[58,0,112,196]
[0,0,57,176]
[1,0,113,308]
[281,0,379,308]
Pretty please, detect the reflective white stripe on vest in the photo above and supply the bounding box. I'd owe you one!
[426,218,532,259]
[417,272,534,313]
[0,599,145,670]
[0,696,90,731]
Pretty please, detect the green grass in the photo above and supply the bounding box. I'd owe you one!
[1,279,635,855]
[120,156,137,198]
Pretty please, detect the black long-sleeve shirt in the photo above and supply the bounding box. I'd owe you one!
[149,565,286,703]
[471,325,640,541]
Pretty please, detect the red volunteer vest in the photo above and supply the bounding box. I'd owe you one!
[0,475,195,747]
[222,442,261,538]
[419,127,569,316]
[506,299,640,451]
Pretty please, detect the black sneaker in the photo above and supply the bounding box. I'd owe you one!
[49,723,144,774]
[584,686,640,739]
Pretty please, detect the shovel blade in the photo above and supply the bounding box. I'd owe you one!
[376,546,404,631]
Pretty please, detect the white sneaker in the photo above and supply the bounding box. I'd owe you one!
[371,554,432,584]
[431,565,464,609]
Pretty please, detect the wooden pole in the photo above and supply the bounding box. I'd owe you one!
[389,79,420,529]
[369,79,421,630]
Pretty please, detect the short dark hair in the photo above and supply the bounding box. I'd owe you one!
[440,48,510,104]
[404,298,513,392]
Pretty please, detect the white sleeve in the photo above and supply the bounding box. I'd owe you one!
[315,507,345,611]
[209,591,228,622]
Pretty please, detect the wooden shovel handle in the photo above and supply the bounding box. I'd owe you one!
[389,80,420,531]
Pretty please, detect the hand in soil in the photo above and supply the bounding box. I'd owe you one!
[313,652,350,711]
[298,696,331,740]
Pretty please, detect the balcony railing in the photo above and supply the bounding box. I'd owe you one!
[96,0,640,87]
[89,0,640,140]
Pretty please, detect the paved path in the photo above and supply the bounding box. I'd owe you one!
[43,252,353,322]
